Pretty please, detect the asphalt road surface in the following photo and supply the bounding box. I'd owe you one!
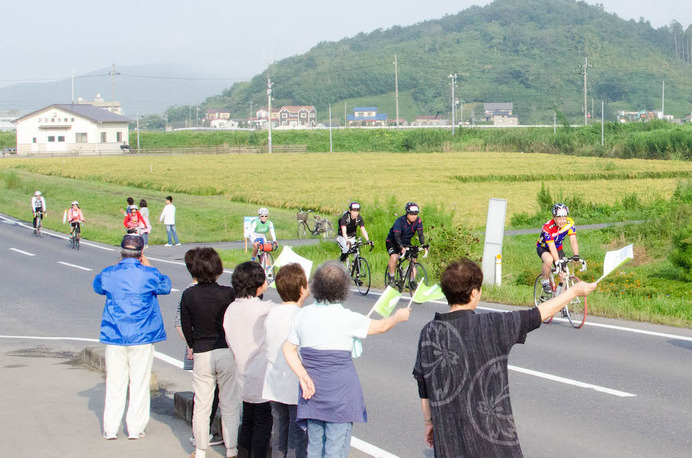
[1,213,691,457]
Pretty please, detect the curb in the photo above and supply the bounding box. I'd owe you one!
[80,345,159,392]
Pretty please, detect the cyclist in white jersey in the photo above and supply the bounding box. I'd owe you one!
[250,207,277,261]
[31,190,47,233]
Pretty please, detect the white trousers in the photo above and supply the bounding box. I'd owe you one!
[193,348,241,458]
[103,343,155,437]
[336,236,355,254]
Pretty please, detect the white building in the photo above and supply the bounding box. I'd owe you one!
[14,104,130,156]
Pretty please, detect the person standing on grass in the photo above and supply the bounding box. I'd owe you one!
[181,248,240,458]
[93,234,171,440]
[120,197,135,216]
[413,258,596,457]
[159,195,181,246]
[262,263,311,458]
[139,199,151,248]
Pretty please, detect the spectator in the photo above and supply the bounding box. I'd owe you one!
[120,197,135,216]
[159,195,181,246]
[181,248,239,458]
[93,234,171,440]
[139,199,151,248]
[174,249,224,448]
[282,261,410,458]
[262,264,311,458]
[224,262,277,458]
[413,258,597,457]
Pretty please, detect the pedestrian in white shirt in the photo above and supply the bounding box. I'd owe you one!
[159,195,181,246]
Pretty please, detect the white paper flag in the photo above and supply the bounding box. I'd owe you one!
[268,246,313,288]
[596,244,634,283]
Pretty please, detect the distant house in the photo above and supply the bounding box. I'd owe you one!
[411,115,449,127]
[250,108,280,129]
[684,113,692,123]
[206,109,230,121]
[14,104,130,156]
[278,106,317,127]
[617,110,660,123]
[347,107,388,127]
[210,118,239,129]
[388,118,408,127]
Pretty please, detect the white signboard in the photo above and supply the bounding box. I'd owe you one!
[481,198,507,286]
[243,216,255,239]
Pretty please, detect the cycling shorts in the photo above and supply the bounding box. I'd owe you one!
[386,241,400,256]
[253,237,267,244]
[537,245,564,260]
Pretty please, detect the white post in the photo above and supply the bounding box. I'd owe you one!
[601,101,604,146]
[267,77,273,154]
[329,104,333,153]
[494,254,502,286]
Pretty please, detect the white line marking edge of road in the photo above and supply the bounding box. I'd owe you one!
[57,261,93,271]
[508,365,636,397]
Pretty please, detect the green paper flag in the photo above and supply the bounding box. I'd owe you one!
[371,286,402,318]
[411,282,446,304]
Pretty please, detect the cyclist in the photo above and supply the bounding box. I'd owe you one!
[249,207,277,261]
[67,201,85,240]
[123,204,147,235]
[31,191,46,234]
[385,202,427,286]
[337,201,372,262]
[537,203,580,294]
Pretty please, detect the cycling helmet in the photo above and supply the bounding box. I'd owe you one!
[349,202,361,211]
[35,191,41,196]
[552,203,569,217]
[129,204,138,211]
[258,207,269,217]
[405,202,419,214]
[71,201,79,206]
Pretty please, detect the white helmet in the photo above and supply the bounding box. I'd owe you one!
[71,201,79,206]
[35,191,41,196]
[258,207,269,217]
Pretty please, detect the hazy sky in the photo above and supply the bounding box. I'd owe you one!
[1,0,689,86]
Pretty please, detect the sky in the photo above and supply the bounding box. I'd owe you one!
[1,0,690,88]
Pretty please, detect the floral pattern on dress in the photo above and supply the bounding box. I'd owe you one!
[466,355,519,446]
[420,321,468,407]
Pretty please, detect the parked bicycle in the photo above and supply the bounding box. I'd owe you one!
[33,211,44,238]
[533,256,588,328]
[69,222,82,250]
[385,244,429,296]
[296,209,334,239]
[345,238,374,295]
[256,241,278,283]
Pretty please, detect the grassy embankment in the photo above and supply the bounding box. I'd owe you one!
[1,152,690,327]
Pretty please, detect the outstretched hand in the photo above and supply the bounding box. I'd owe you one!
[571,281,597,297]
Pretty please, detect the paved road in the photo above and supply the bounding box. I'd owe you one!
[2,213,691,457]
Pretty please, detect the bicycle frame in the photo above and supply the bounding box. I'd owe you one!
[347,238,372,295]
[534,256,588,328]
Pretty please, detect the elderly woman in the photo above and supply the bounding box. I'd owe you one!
[282,261,410,458]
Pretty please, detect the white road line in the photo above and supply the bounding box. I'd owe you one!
[509,365,636,397]
[9,247,36,256]
[171,288,180,292]
[57,261,93,271]
[350,437,400,458]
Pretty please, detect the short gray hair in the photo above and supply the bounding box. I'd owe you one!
[311,261,351,304]
[120,248,142,259]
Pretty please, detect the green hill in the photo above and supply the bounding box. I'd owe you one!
[203,0,692,124]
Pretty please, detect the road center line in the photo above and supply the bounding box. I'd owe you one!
[9,247,36,256]
[57,261,93,271]
[508,365,636,397]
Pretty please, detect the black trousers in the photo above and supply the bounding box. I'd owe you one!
[239,401,273,457]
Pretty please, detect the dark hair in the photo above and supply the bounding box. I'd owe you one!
[232,261,266,298]
[184,248,200,276]
[440,258,483,306]
[139,199,148,208]
[311,261,350,304]
[275,263,307,302]
[127,197,134,205]
[192,248,224,284]
[166,196,173,202]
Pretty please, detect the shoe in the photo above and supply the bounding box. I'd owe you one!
[128,432,146,440]
[542,282,552,295]
[209,433,224,446]
[175,243,182,246]
[355,279,363,286]
[409,281,418,291]
[164,243,172,247]
[103,432,117,440]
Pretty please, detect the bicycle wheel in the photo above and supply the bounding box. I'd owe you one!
[297,223,307,239]
[355,257,371,296]
[263,252,276,283]
[76,234,80,250]
[322,221,334,239]
[407,262,428,297]
[533,274,554,324]
[385,266,404,293]
[565,275,587,328]
[70,234,75,249]
[37,220,43,238]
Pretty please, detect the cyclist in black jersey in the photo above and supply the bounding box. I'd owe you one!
[385,202,426,285]
[337,202,371,262]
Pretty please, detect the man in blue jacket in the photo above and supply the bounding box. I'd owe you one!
[94,234,172,440]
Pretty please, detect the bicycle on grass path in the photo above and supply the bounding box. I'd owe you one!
[69,222,82,250]
[256,241,278,283]
[296,209,334,239]
[385,244,429,296]
[533,256,588,328]
[345,238,374,295]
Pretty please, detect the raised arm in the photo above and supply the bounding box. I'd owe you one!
[367,307,410,335]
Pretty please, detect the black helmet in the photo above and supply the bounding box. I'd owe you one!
[552,203,569,217]
[405,202,419,214]
[349,202,361,211]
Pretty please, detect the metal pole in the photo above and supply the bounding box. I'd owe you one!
[267,77,273,154]
[329,104,333,153]
[662,80,665,118]
[601,101,604,146]
[554,110,557,135]
[394,55,399,127]
[448,74,457,134]
[137,115,140,152]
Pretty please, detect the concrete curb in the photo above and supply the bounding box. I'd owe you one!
[80,345,159,393]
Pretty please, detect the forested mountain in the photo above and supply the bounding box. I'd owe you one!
[204,0,692,124]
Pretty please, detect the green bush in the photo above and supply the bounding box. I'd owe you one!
[670,221,692,281]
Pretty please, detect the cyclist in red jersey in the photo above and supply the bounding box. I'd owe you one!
[536,203,580,294]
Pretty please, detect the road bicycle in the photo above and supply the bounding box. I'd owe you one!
[296,209,334,239]
[256,241,278,283]
[33,211,44,238]
[385,244,429,297]
[69,222,82,250]
[345,238,374,295]
[533,256,588,328]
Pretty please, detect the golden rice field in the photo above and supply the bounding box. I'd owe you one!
[3,152,692,227]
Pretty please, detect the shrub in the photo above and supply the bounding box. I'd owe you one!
[670,220,692,281]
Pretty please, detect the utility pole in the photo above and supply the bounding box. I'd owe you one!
[601,101,604,146]
[136,115,141,152]
[196,106,199,127]
[394,55,400,127]
[554,110,557,135]
[188,106,191,128]
[107,63,120,102]
[448,74,457,134]
[344,102,347,127]
[581,57,592,126]
[329,104,333,153]
[267,77,273,153]
[661,80,665,118]
[459,99,464,127]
